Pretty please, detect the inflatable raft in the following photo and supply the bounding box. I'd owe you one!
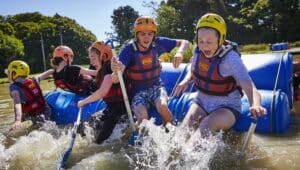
[45,52,293,134]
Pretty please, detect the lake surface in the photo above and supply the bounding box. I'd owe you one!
[1,71,300,169]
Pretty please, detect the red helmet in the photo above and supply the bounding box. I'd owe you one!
[90,41,112,62]
[53,45,74,62]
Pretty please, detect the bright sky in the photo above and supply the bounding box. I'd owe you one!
[0,0,163,40]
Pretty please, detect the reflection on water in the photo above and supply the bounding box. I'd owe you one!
[0,81,300,169]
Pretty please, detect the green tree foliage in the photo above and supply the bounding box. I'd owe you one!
[0,12,96,74]
[0,22,15,35]
[0,30,24,77]
[157,0,226,41]
[109,6,139,45]
[225,0,300,44]
[156,5,181,38]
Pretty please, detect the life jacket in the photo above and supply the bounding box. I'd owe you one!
[125,41,162,85]
[53,66,91,95]
[191,44,242,96]
[97,69,131,104]
[13,78,46,116]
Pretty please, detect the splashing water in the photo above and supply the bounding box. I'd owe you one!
[132,119,225,170]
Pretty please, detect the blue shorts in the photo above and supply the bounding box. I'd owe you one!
[131,85,168,111]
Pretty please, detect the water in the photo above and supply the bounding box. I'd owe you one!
[1,79,300,169]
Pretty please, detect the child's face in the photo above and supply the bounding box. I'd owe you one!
[136,31,155,50]
[197,28,219,58]
[88,50,101,69]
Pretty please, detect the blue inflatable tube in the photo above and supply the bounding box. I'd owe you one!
[45,90,106,124]
[45,52,292,134]
[271,43,289,51]
[161,52,293,107]
[241,52,293,107]
[149,89,290,133]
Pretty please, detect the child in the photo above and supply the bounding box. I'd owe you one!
[111,16,190,125]
[38,45,97,95]
[7,60,51,130]
[77,41,130,144]
[173,13,266,137]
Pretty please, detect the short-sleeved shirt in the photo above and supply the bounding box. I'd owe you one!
[118,37,177,95]
[192,49,252,112]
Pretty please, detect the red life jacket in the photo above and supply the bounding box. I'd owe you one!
[97,74,130,103]
[98,79,127,103]
[191,45,241,96]
[13,78,46,116]
[125,43,161,85]
[53,67,91,95]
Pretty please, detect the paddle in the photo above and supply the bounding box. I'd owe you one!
[169,63,190,98]
[105,40,136,133]
[241,118,257,151]
[58,108,82,169]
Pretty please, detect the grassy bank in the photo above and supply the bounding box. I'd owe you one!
[240,41,300,54]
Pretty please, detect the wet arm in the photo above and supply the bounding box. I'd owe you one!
[175,39,190,56]
[11,91,22,121]
[78,74,113,107]
[173,40,190,68]
[173,66,192,97]
[80,67,98,77]
[36,69,54,82]
[111,57,126,83]
[240,80,266,118]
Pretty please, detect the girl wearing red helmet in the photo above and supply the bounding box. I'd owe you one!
[38,45,97,95]
[77,41,130,144]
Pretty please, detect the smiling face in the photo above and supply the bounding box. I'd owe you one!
[88,48,101,70]
[197,28,219,58]
[136,30,155,51]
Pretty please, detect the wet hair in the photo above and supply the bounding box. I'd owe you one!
[95,59,110,84]
[89,47,101,56]
[50,58,63,68]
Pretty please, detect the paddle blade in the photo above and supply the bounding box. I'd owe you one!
[242,122,257,151]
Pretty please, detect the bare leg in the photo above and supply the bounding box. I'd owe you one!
[155,95,173,125]
[180,102,207,130]
[133,104,149,124]
[199,108,236,138]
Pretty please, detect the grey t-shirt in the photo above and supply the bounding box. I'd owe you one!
[192,50,252,112]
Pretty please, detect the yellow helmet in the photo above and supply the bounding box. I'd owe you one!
[53,45,74,62]
[90,41,112,62]
[133,16,157,37]
[7,60,30,80]
[196,13,226,46]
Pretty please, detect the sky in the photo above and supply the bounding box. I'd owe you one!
[0,0,163,40]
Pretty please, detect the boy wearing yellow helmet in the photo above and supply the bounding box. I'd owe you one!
[77,41,130,144]
[7,60,51,130]
[38,45,98,95]
[173,13,266,137]
[111,16,190,126]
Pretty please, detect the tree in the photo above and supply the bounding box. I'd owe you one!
[225,0,300,44]
[156,5,181,38]
[1,12,97,73]
[109,6,139,45]
[156,0,226,41]
[0,30,24,77]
